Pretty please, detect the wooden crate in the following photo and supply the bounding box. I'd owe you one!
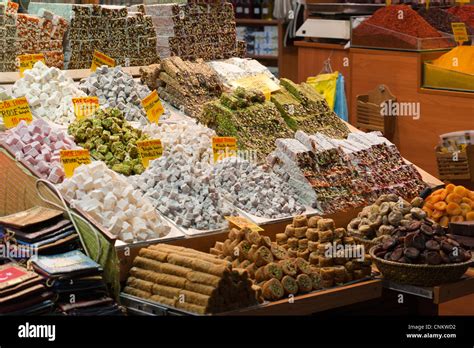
[435,145,474,182]
[356,84,396,140]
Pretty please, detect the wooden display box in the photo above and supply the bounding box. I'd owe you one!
[356,85,396,140]
[435,145,474,182]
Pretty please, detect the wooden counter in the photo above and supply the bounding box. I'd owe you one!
[349,48,474,177]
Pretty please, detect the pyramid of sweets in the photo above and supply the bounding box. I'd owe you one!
[276,216,373,286]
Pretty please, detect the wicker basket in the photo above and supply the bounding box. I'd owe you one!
[353,236,379,252]
[369,246,474,287]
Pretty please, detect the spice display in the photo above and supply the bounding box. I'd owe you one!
[423,184,474,227]
[347,194,427,244]
[130,149,236,231]
[271,78,350,138]
[201,87,293,163]
[79,66,153,125]
[68,108,148,175]
[133,2,245,60]
[208,58,278,87]
[65,4,158,69]
[418,7,474,35]
[11,61,86,125]
[269,131,426,213]
[60,161,172,243]
[372,219,471,265]
[431,46,474,75]
[142,57,223,119]
[447,5,474,28]
[141,122,214,165]
[352,5,451,50]
[124,244,259,314]
[1,119,79,183]
[0,8,68,72]
[279,216,372,285]
[212,157,305,219]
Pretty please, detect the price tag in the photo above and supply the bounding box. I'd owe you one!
[141,90,164,124]
[0,97,33,129]
[426,0,430,9]
[212,136,237,163]
[6,1,19,14]
[451,23,468,45]
[386,0,391,6]
[60,149,91,178]
[225,216,264,233]
[231,73,280,101]
[137,139,163,168]
[18,53,45,77]
[72,97,99,120]
[90,50,115,72]
[455,0,469,3]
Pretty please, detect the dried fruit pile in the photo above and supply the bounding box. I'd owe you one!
[418,7,474,35]
[347,194,427,244]
[423,184,474,227]
[201,87,293,163]
[373,219,471,265]
[447,5,474,28]
[68,108,148,175]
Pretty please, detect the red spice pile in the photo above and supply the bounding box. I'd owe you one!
[447,5,474,28]
[364,5,441,38]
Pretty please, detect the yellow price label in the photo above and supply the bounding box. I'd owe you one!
[225,216,264,233]
[60,149,91,178]
[212,136,237,163]
[451,23,468,45]
[456,0,469,3]
[426,0,430,9]
[72,97,99,120]
[386,0,391,5]
[90,50,115,72]
[18,54,45,77]
[141,90,164,124]
[137,139,163,168]
[0,97,33,129]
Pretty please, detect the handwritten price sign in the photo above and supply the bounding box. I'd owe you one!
[0,97,33,129]
[141,90,164,124]
[60,149,91,178]
[137,139,163,168]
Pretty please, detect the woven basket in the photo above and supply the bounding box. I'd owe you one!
[353,236,379,252]
[370,246,474,287]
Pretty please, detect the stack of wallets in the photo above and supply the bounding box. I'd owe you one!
[0,206,80,259]
[0,263,55,315]
[31,250,123,316]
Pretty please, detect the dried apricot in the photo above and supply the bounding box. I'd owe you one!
[446,183,456,193]
[446,193,462,204]
[431,209,444,219]
[439,216,450,227]
[422,206,433,216]
[446,202,462,216]
[437,189,448,200]
[453,185,468,197]
[466,212,474,221]
[450,215,464,223]
[423,201,434,210]
[433,201,447,211]
[460,203,472,216]
[468,191,474,200]
[427,195,442,204]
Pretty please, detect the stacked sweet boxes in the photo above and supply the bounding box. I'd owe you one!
[0,263,55,315]
[133,2,246,60]
[0,5,68,72]
[65,4,159,69]
[31,250,123,315]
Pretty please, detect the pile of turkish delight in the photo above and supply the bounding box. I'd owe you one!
[269,131,427,213]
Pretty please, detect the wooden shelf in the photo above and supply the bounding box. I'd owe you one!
[235,18,282,26]
[246,54,278,60]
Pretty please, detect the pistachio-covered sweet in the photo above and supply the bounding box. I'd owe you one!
[68,108,148,175]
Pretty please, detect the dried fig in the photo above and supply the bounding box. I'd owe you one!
[426,251,442,265]
[390,248,404,261]
[404,232,416,248]
[411,196,424,208]
[404,247,420,260]
[410,207,427,220]
[388,210,403,226]
[407,221,422,231]
[412,232,426,250]
[420,224,434,236]
[425,240,440,251]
